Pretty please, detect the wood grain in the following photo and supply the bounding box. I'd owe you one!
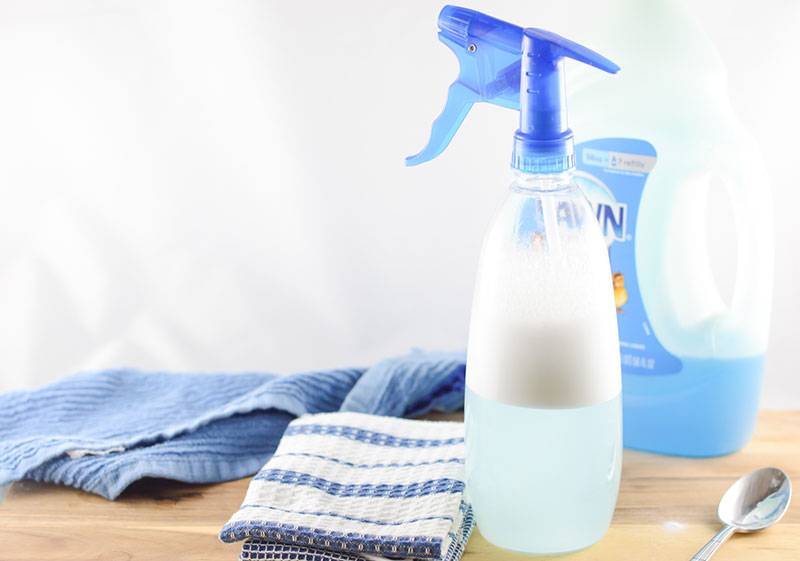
[0,411,797,561]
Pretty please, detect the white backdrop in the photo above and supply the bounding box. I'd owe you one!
[0,1,798,407]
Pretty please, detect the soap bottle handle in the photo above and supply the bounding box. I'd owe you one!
[707,152,773,350]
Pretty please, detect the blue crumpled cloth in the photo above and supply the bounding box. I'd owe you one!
[0,351,465,500]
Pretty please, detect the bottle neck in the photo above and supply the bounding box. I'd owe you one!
[510,168,574,193]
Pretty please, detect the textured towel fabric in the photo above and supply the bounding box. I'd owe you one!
[219,412,474,561]
[0,351,465,499]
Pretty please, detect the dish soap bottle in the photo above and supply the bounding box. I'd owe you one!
[567,0,774,457]
[407,7,622,554]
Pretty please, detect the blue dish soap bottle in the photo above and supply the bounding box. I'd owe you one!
[407,7,622,554]
[567,0,774,457]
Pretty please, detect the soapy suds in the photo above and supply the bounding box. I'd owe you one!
[467,217,620,408]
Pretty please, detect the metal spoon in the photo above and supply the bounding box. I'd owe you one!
[690,467,792,560]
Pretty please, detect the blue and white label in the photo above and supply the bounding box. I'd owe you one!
[576,138,682,376]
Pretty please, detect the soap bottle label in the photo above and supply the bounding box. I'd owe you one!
[575,138,682,376]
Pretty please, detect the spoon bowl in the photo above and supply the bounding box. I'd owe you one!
[718,467,792,532]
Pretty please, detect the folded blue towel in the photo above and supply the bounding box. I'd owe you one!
[220,412,474,561]
[0,351,465,499]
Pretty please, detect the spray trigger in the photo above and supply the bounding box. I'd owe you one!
[405,6,523,166]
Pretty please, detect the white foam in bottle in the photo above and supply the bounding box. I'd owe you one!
[465,170,622,554]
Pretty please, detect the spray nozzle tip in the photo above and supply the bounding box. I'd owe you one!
[523,28,620,75]
[438,5,475,47]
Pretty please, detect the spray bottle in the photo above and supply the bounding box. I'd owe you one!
[407,7,622,554]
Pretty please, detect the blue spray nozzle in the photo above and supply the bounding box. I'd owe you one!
[406,6,619,173]
[513,28,619,173]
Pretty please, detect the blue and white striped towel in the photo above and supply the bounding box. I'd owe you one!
[220,412,473,561]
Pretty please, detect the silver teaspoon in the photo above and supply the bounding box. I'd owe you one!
[690,467,792,561]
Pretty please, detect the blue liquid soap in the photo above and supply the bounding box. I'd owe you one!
[465,389,622,554]
[623,356,764,456]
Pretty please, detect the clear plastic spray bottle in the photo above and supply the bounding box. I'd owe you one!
[407,7,622,553]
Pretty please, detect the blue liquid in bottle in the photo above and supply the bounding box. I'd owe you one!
[465,388,622,554]
[623,356,764,456]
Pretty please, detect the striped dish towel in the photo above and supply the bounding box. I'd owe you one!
[219,412,473,561]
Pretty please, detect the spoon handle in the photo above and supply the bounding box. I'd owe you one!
[690,525,736,561]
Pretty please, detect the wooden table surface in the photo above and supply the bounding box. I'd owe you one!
[1,411,798,561]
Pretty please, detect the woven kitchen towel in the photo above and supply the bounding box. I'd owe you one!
[220,412,473,561]
[0,351,465,500]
